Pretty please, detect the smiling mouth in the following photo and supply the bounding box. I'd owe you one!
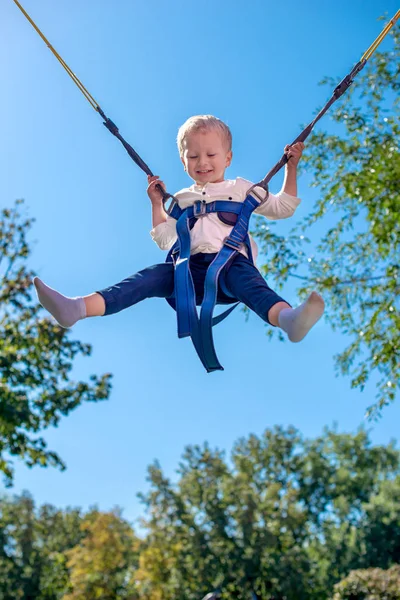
[196,170,213,174]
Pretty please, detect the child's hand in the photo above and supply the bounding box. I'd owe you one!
[284,142,304,168]
[147,175,166,205]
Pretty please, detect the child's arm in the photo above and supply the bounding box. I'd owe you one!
[147,175,169,228]
[281,141,305,197]
[250,141,304,219]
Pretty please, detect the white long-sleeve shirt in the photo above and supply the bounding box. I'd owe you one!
[150,177,301,261]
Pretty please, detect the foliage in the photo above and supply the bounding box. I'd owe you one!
[0,200,112,485]
[1,429,400,599]
[64,510,139,600]
[0,493,140,600]
[253,25,399,416]
[0,491,84,600]
[136,426,400,600]
[332,565,400,599]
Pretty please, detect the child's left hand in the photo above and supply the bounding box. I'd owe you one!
[284,142,304,167]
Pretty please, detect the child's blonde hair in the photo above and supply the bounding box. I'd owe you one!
[177,115,232,157]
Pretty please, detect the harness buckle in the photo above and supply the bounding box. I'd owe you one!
[246,182,269,206]
[193,200,208,218]
[164,194,179,216]
[223,237,243,251]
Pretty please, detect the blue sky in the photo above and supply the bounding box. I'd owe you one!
[2,0,399,525]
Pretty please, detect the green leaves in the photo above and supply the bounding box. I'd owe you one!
[1,428,399,599]
[65,511,139,600]
[0,200,112,485]
[253,28,399,417]
[137,426,400,599]
[332,565,400,600]
[0,493,139,600]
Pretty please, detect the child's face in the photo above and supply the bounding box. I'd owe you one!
[181,130,232,185]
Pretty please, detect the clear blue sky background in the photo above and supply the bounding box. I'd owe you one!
[2,0,399,525]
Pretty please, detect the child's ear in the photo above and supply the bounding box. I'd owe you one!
[226,151,233,167]
[180,156,187,171]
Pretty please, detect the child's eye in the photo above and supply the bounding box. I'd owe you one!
[207,154,216,157]
[189,156,197,159]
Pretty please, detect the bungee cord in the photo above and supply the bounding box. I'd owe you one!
[11,1,400,201]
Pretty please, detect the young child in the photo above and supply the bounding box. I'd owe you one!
[34,115,324,345]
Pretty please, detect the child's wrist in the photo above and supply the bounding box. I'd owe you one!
[151,199,164,209]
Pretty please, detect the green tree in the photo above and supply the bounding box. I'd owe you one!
[253,25,399,416]
[1,429,400,600]
[65,510,140,600]
[0,200,112,485]
[332,565,400,600]
[0,493,140,600]
[136,426,400,600]
[355,477,400,569]
[300,430,400,592]
[0,491,85,600]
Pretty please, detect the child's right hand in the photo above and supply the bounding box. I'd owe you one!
[147,175,166,205]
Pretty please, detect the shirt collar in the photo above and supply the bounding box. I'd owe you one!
[191,179,234,192]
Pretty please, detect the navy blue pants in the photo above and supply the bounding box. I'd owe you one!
[97,253,287,325]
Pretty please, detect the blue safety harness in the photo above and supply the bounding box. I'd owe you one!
[164,187,267,372]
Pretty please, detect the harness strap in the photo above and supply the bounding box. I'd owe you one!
[169,202,244,336]
[198,196,258,370]
[167,195,259,372]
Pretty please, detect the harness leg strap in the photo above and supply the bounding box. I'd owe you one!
[199,246,237,371]
[174,210,198,338]
[167,195,262,372]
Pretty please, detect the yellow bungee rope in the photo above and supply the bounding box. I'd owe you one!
[12,1,399,116]
[12,0,100,112]
[361,9,400,61]
[11,1,400,199]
